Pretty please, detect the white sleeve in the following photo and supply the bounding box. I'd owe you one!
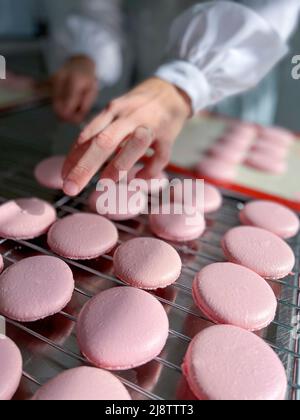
[155,1,300,113]
[49,0,123,87]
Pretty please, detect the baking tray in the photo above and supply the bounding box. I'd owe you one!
[0,105,299,400]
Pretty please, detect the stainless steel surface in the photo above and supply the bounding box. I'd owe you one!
[0,105,299,400]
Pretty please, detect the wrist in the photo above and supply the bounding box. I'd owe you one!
[67,55,96,76]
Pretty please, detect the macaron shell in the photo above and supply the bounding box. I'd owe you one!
[114,237,182,290]
[0,335,23,400]
[149,204,206,242]
[222,226,295,279]
[0,198,57,240]
[204,184,222,214]
[88,186,147,221]
[47,213,118,260]
[77,287,169,370]
[34,155,65,190]
[182,325,287,400]
[0,256,75,322]
[192,263,277,331]
[259,127,295,147]
[245,152,287,175]
[128,164,169,195]
[197,157,237,182]
[32,367,131,401]
[252,141,288,159]
[208,143,246,164]
[240,201,300,239]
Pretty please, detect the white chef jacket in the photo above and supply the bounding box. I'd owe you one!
[53,0,300,113]
[155,0,300,112]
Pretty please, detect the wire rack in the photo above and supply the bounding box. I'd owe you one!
[0,106,299,401]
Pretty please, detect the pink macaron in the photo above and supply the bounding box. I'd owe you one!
[128,164,169,195]
[182,325,287,400]
[0,335,23,400]
[208,143,246,164]
[32,367,131,400]
[192,263,277,331]
[240,200,300,239]
[259,126,295,148]
[222,226,295,279]
[171,180,222,214]
[149,204,206,242]
[88,183,147,221]
[227,123,258,141]
[219,131,254,151]
[252,141,288,159]
[245,151,287,175]
[47,213,118,260]
[114,237,182,290]
[34,155,65,190]
[0,256,75,322]
[0,198,56,240]
[197,157,237,182]
[77,287,169,370]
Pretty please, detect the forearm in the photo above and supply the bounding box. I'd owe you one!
[155,1,299,113]
[49,0,123,87]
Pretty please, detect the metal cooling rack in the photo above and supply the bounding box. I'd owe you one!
[0,105,299,401]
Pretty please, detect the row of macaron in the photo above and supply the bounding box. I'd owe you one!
[0,194,298,399]
[198,123,296,181]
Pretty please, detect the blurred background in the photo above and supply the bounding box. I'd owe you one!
[0,0,299,130]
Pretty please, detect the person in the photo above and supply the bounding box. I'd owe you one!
[0,0,122,123]
[61,0,300,197]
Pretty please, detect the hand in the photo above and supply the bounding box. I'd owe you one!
[62,78,192,196]
[52,55,98,124]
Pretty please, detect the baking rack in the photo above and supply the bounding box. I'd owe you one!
[0,106,299,400]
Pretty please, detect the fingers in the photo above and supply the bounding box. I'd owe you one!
[100,126,153,183]
[137,139,171,179]
[53,72,98,124]
[62,119,136,196]
[75,83,98,122]
[77,100,124,144]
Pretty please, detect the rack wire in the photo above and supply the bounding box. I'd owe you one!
[0,105,299,400]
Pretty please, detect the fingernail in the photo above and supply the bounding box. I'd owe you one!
[63,180,79,196]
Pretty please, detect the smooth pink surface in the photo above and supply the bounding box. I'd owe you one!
[32,367,131,401]
[128,164,169,194]
[203,184,223,214]
[88,184,147,221]
[259,126,295,147]
[77,287,169,370]
[182,325,287,400]
[222,226,295,279]
[0,198,56,240]
[172,181,222,214]
[192,263,277,331]
[197,157,237,182]
[34,155,65,190]
[208,143,246,164]
[48,213,118,260]
[219,134,254,151]
[0,256,74,322]
[252,141,288,159]
[228,123,258,141]
[114,237,182,290]
[245,152,287,175]
[149,204,206,242]
[0,335,22,400]
[240,200,300,239]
